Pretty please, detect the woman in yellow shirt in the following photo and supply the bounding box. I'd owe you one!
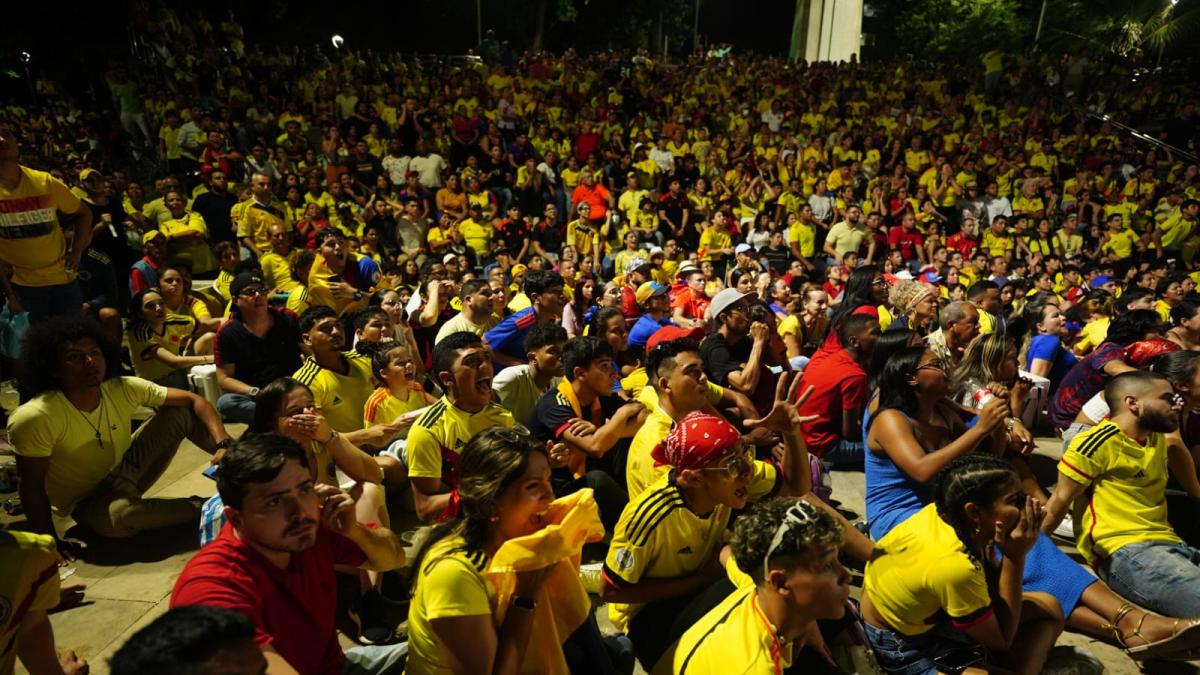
[128,287,213,388]
[160,190,216,275]
[405,427,603,675]
[158,265,222,333]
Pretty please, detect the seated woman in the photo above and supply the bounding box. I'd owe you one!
[863,453,1061,674]
[866,343,1200,660]
[158,264,222,333]
[128,288,215,389]
[1022,299,1076,396]
[662,498,851,675]
[405,426,619,675]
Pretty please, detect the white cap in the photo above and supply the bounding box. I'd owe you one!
[735,243,752,254]
[443,253,458,264]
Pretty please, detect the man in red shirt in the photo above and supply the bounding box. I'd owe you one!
[887,212,926,270]
[620,256,653,319]
[945,214,980,259]
[171,434,406,675]
[571,171,613,226]
[796,314,880,465]
[670,263,709,328]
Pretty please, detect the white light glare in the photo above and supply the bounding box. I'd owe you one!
[331,35,344,49]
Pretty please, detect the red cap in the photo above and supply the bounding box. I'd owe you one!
[646,324,705,352]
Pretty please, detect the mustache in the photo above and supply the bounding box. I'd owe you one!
[284,518,318,535]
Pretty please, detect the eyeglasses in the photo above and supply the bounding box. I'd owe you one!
[917,359,947,373]
[871,279,888,287]
[239,287,267,298]
[701,448,754,480]
[763,502,821,581]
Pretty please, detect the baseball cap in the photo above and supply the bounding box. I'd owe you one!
[920,270,942,284]
[142,230,166,245]
[636,281,669,305]
[734,243,752,254]
[511,263,528,278]
[1091,275,1114,288]
[709,287,757,319]
[649,246,665,258]
[79,168,101,182]
[646,324,705,352]
[627,256,651,273]
[443,253,459,264]
[676,262,700,277]
[230,272,265,298]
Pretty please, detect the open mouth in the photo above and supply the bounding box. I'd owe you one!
[475,377,492,394]
[734,487,748,501]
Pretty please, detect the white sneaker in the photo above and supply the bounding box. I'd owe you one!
[1052,514,1076,542]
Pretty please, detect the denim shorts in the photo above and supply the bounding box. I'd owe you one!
[1101,540,1200,618]
[862,622,982,675]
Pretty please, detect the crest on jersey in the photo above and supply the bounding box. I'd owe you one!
[614,547,635,571]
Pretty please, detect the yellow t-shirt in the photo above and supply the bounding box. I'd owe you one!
[700,227,732,262]
[0,167,83,286]
[406,397,515,483]
[363,385,427,432]
[977,309,997,336]
[788,222,816,258]
[656,585,794,675]
[1156,299,1173,324]
[1157,213,1195,251]
[980,230,1014,258]
[1102,228,1138,259]
[9,377,168,512]
[458,217,493,258]
[260,250,301,293]
[237,200,289,252]
[292,352,376,433]
[160,212,217,274]
[603,467,779,631]
[167,295,212,324]
[1074,316,1110,354]
[0,530,61,675]
[1059,420,1181,565]
[405,533,495,675]
[864,503,992,636]
[625,382,726,500]
[129,317,196,384]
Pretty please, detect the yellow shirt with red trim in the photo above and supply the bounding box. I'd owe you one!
[363,385,427,438]
[1058,420,1180,565]
[406,396,515,486]
[237,199,289,252]
[129,317,196,383]
[656,585,794,675]
[0,530,62,675]
[405,533,495,675]
[603,468,779,631]
[0,166,83,286]
[863,504,992,636]
[292,351,375,433]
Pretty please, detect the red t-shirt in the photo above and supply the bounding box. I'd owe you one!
[171,522,367,675]
[670,286,709,321]
[572,183,611,220]
[888,226,924,261]
[945,232,978,259]
[796,348,868,457]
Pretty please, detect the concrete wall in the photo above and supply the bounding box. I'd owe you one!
[791,0,863,63]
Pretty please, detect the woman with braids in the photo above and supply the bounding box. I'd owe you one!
[405,426,618,675]
[886,280,939,336]
[661,498,851,675]
[862,454,1060,674]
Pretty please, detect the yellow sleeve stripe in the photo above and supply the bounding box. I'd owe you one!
[678,590,752,674]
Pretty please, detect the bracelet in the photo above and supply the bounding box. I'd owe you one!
[1005,417,1018,432]
[321,430,339,444]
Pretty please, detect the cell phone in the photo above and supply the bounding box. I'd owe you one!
[931,646,985,674]
[203,464,220,480]
[328,274,343,283]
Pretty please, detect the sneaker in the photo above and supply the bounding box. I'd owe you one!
[349,589,393,645]
[1052,514,1076,542]
[579,562,603,595]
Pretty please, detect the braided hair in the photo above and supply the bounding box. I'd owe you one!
[932,453,1016,565]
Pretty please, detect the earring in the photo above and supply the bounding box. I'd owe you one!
[973,525,981,535]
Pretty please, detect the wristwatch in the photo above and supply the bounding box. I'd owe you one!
[511,596,537,612]
[322,430,340,444]
[353,290,364,301]
[248,386,260,397]
[214,438,233,451]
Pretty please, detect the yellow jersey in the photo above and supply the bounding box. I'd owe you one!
[0,530,61,675]
[363,385,428,434]
[603,468,779,631]
[292,351,375,433]
[458,217,493,258]
[626,382,727,500]
[9,377,167,512]
[405,533,495,675]
[160,212,217,274]
[406,396,515,485]
[699,227,732,262]
[0,167,83,286]
[1059,420,1180,565]
[1102,228,1138,259]
[657,585,794,675]
[1074,316,1110,354]
[260,250,302,293]
[237,200,289,252]
[129,317,196,384]
[863,504,992,636]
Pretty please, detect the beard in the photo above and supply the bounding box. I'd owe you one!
[1141,409,1181,434]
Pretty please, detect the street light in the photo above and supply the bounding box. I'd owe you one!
[330,34,344,49]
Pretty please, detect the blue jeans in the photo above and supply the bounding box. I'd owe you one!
[862,621,981,675]
[1101,540,1200,618]
[823,439,864,466]
[13,281,83,323]
[217,393,257,424]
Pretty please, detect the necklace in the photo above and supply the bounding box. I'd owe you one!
[73,400,107,449]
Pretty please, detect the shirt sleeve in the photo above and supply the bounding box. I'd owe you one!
[1027,335,1060,363]
[538,399,577,442]
[48,174,84,214]
[483,315,518,354]
[120,376,169,407]
[1059,426,1109,486]
[603,515,658,589]
[421,555,493,619]
[701,340,741,386]
[9,404,56,459]
[406,423,444,480]
[328,529,368,568]
[931,559,993,629]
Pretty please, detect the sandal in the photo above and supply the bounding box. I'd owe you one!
[1105,602,1200,660]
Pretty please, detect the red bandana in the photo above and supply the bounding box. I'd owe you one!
[651,411,741,471]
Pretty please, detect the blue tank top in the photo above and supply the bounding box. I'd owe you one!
[864,399,933,541]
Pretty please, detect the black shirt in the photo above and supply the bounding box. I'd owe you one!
[214,308,303,388]
[700,331,751,387]
[528,384,624,485]
[193,189,239,245]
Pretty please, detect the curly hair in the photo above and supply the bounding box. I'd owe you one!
[18,315,124,396]
[730,497,842,584]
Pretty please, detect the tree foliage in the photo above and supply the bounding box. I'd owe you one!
[879,0,1030,61]
[1040,0,1200,61]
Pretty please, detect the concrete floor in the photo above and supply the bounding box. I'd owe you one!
[7,432,1200,674]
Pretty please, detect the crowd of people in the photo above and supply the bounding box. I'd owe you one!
[5,4,1200,675]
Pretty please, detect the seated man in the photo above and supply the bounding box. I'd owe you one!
[627,282,676,353]
[1044,370,1200,618]
[13,316,231,549]
[699,288,769,397]
[796,314,880,465]
[215,272,303,423]
[493,322,567,428]
[528,336,644,531]
[294,306,375,435]
[483,269,565,368]
[171,434,406,674]
[406,331,515,522]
